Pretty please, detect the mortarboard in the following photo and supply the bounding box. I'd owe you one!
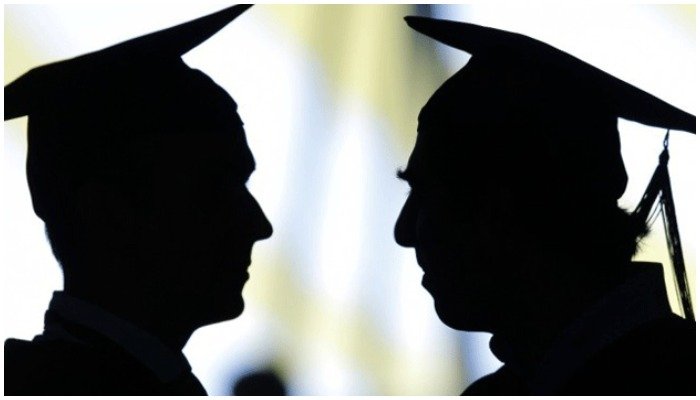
[4,4,252,223]
[404,16,695,319]
[404,16,694,201]
[5,4,252,120]
[405,16,695,134]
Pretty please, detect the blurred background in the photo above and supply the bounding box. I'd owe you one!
[3,3,695,395]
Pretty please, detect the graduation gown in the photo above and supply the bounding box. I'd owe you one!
[4,292,206,396]
[463,262,695,396]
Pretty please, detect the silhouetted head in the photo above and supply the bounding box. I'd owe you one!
[232,369,287,396]
[395,17,695,332]
[4,5,271,330]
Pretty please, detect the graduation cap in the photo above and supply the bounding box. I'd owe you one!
[5,4,252,120]
[405,17,695,133]
[404,17,695,320]
[4,5,252,224]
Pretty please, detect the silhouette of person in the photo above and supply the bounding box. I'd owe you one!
[4,5,272,395]
[394,17,695,395]
[232,368,288,396]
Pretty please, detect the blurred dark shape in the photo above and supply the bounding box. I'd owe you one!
[396,17,695,395]
[4,4,273,395]
[233,369,288,396]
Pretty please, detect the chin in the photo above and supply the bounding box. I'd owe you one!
[229,299,245,319]
[196,296,245,327]
[221,296,245,320]
[433,298,492,332]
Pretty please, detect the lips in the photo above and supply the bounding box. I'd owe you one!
[212,255,251,285]
[415,250,427,269]
[415,251,431,289]
[417,257,434,273]
[236,271,250,284]
[421,272,435,292]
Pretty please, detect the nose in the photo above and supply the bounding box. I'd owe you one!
[250,195,273,241]
[394,194,417,248]
[255,201,273,240]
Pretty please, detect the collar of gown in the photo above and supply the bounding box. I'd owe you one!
[490,262,674,394]
[37,291,192,383]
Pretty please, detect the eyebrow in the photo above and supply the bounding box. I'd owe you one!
[396,168,411,183]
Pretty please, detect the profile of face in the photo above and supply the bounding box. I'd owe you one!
[394,123,515,332]
[8,5,266,337]
[28,69,272,336]
[140,111,273,326]
[394,54,638,333]
[393,72,528,332]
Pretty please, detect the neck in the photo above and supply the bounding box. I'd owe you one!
[64,281,196,352]
[489,257,627,373]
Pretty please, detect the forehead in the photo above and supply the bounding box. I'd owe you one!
[405,58,625,200]
[405,60,544,189]
[146,108,255,185]
[140,67,255,176]
[156,115,255,174]
[405,102,497,187]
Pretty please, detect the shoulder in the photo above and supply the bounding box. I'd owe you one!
[563,315,695,395]
[4,337,167,395]
[5,338,80,395]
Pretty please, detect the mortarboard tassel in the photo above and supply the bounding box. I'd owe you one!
[632,131,694,321]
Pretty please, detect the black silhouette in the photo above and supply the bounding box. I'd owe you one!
[395,17,695,395]
[232,368,288,396]
[4,4,272,395]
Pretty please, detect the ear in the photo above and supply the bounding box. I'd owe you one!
[73,181,136,243]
